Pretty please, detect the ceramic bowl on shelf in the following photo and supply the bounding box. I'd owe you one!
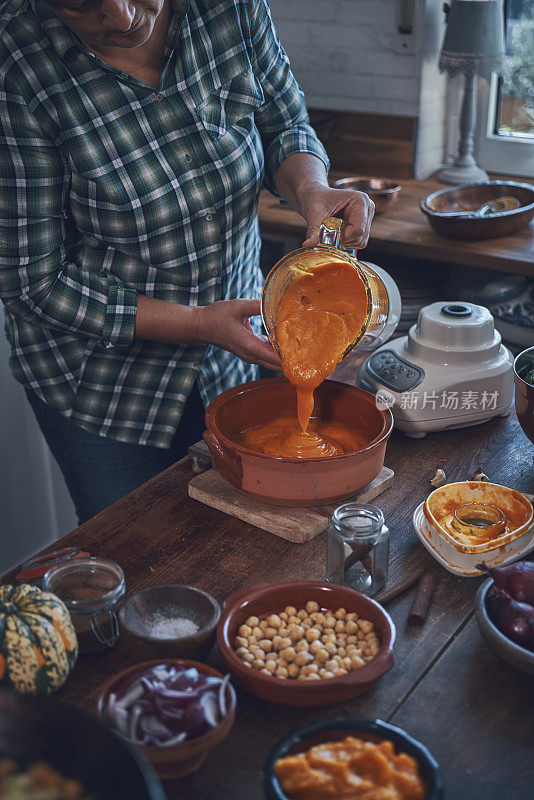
[420,180,534,240]
[0,690,165,800]
[475,578,534,676]
[263,718,442,800]
[204,378,393,507]
[118,584,220,662]
[332,177,402,214]
[96,659,236,780]
[217,581,395,706]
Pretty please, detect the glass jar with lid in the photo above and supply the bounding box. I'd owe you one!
[43,557,125,653]
[326,502,389,596]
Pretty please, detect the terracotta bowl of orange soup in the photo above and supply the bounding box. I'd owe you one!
[264,718,442,800]
[217,581,395,706]
[204,378,393,507]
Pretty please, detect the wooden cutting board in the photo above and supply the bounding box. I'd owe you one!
[187,441,394,544]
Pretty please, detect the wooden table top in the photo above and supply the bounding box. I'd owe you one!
[3,396,534,799]
[258,174,534,277]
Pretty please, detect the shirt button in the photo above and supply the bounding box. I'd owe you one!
[205,212,213,221]
[156,94,164,102]
[210,268,219,278]
[185,153,192,163]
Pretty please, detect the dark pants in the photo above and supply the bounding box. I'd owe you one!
[26,384,206,525]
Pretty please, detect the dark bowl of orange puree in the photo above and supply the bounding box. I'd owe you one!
[264,718,442,800]
[204,377,393,507]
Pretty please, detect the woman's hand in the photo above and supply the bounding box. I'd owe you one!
[299,183,375,250]
[197,299,281,371]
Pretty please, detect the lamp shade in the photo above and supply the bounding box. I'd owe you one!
[439,0,505,79]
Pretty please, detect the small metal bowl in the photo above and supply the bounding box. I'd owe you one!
[333,177,402,214]
[264,718,442,800]
[421,180,534,240]
[475,579,534,676]
[118,584,220,662]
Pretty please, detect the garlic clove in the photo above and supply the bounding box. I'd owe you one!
[430,468,446,488]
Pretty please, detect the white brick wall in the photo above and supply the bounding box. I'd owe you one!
[269,0,448,173]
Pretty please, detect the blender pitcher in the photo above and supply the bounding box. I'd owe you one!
[261,217,399,355]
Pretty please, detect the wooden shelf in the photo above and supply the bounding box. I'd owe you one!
[259,173,534,277]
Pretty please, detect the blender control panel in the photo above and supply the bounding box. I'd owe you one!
[366,350,424,392]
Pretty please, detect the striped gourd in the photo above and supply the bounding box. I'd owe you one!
[0,584,78,696]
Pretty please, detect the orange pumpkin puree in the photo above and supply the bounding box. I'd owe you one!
[244,260,367,458]
[274,736,426,800]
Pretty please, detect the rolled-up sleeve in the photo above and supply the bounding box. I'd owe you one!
[247,0,330,193]
[0,84,138,348]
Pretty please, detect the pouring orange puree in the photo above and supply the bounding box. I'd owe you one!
[239,260,368,459]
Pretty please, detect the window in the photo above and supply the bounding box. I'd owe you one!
[476,0,534,177]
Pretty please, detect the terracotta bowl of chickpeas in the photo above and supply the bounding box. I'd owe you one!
[217,581,395,706]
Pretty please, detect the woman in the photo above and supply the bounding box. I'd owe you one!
[0,0,374,522]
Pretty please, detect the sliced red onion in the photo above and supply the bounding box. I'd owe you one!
[103,664,233,747]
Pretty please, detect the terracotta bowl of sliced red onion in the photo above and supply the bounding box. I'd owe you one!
[118,584,221,662]
[96,659,236,779]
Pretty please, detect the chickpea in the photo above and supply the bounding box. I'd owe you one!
[259,619,268,631]
[242,661,252,668]
[347,635,358,644]
[345,621,358,635]
[288,615,300,625]
[309,640,323,655]
[264,660,277,673]
[258,639,273,653]
[275,666,288,678]
[342,657,352,670]
[334,620,345,633]
[279,611,288,621]
[368,643,379,657]
[357,630,366,641]
[305,600,319,614]
[252,659,264,670]
[335,607,347,619]
[325,641,337,656]
[315,648,329,663]
[314,612,325,625]
[305,628,320,643]
[295,651,313,667]
[295,640,309,653]
[249,646,264,659]
[301,618,313,629]
[235,647,249,658]
[324,614,336,628]
[264,626,278,639]
[285,606,297,617]
[337,647,347,658]
[322,671,335,679]
[351,655,365,668]
[323,627,335,637]
[245,616,259,627]
[337,668,348,675]
[260,668,271,675]
[360,620,374,633]
[280,646,296,662]
[238,624,252,638]
[325,659,338,672]
[241,652,254,663]
[288,663,300,678]
[289,624,305,642]
[300,663,318,676]
[346,644,358,653]
[267,614,281,628]
[252,626,263,640]
[234,636,248,649]
[297,609,308,620]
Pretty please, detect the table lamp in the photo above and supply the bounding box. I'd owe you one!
[438,0,505,184]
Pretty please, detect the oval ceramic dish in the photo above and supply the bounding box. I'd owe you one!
[96,659,236,780]
[264,718,442,800]
[217,581,395,706]
[204,378,393,507]
[475,578,534,676]
[420,180,534,240]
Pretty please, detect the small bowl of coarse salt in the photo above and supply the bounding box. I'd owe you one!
[118,584,221,662]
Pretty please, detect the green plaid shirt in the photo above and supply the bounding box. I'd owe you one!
[0,0,328,447]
